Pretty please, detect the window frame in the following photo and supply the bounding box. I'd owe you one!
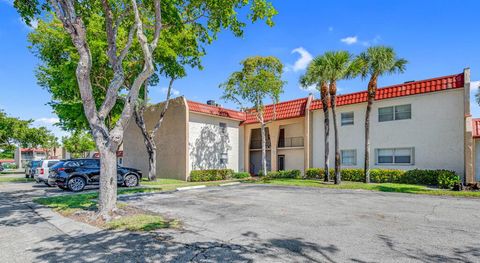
[375,147,415,166]
[219,122,227,134]
[340,149,357,166]
[378,104,411,122]
[340,112,354,126]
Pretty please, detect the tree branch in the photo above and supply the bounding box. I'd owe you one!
[150,0,162,50]
[151,77,175,136]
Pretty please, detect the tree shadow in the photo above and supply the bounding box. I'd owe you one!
[189,125,232,170]
[375,234,480,263]
[29,230,340,262]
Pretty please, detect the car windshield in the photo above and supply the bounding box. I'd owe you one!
[50,161,64,169]
[47,161,59,167]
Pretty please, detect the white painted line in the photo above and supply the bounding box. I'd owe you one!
[176,185,206,191]
[219,182,241,186]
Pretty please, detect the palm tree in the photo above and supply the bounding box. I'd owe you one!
[323,51,360,184]
[300,56,331,181]
[355,46,407,183]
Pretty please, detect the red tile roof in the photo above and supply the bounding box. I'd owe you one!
[187,100,246,121]
[243,97,309,124]
[21,148,48,153]
[311,73,464,110]
[0,159,14,163]
[473,119,480,138]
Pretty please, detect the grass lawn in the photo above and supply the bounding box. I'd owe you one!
[250,178,480,198]
[0,177,34,183]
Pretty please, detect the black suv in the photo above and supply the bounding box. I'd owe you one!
[49,159,142,192]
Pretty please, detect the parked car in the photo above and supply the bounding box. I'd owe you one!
[49,158,142,192]
[25,160,42,178]
[0,163,4,172]
[34,159,60,186]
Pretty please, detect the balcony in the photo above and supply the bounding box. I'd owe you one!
[250,139,271,150]
[278,137,304,148]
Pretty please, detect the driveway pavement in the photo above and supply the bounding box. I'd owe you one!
[1,182,480,262]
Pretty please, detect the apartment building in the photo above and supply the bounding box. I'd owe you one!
[123,69,476,183]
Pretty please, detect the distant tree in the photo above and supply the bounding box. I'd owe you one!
[300,56,330,181]
[62,131,96,158]
[322,51,360,184]
[355,46,407,183]
[221,56,285,176]
[0,110,31,150]
[15,0,278,219]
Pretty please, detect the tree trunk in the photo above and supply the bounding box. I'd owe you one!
[97,147,117,220]
[331,95,341,184]
[364,76,377,183]
[260,121,268,176]
[321,83,330,182]
[134,107,157,181]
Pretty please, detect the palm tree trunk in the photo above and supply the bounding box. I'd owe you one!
[321,83,330,182]
[364,77,377,183]
[331,95,341,184]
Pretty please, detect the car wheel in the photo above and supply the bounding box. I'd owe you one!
[67,177,86,192]
[123,174,139,187]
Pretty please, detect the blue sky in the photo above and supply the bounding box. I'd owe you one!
[0,0,479,137]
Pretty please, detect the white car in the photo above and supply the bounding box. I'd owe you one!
[34,159,60,186]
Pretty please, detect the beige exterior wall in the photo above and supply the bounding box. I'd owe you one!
[244,116,308,174]
[474,139,480,181]
[123,97,189,180]
[188,112,243,174]
[312,89,465,175]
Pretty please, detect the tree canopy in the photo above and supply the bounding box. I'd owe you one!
[221,56,285,116]
[62,130,96,158]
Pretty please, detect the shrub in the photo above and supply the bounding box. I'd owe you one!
[437,170,460,189]
[266,169,302,179]
[232,172,250,179]
[303,167,458,187]
[189,169,234,182]
[340,169,364,182]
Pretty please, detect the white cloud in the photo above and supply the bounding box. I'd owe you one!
[300,85,317,93]
[19,17,38,30]
[361,35,382,47]
[328,26,334,32]
[290,47,313,72]
[340,36,358,45]
[34,117,60,125]
[160,87,180,97]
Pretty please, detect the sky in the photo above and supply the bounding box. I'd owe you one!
[0,0,479,138]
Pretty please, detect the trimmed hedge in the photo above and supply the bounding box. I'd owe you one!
[233,172,251,179]
[265,169,302,179]
[304,168,459,188]
[189,169,234,182]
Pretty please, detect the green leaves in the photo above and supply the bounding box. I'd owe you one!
[220,56,285,113]
[355,46,407,79]
[62,130,96,158]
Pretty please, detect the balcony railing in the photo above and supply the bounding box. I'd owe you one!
[278,137,304,148]
[250,139,271,149]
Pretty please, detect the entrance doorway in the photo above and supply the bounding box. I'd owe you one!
[278,155,285,171]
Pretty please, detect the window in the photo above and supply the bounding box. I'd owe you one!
[341,112,354,126]
[341,150,357,165]
[83,159,100,168]
[376,148,414,165]
[219,122,227,134]
[220,152,228,164]
[378,104,411,122]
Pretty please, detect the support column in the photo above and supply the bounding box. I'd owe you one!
[269,123,279,171]
[464,68,475,184]
[304,95,313,172]
[244,126,252,174]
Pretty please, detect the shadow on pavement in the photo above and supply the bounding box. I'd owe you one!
[29,230,340,262]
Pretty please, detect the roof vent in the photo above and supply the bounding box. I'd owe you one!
[404,80,415,84]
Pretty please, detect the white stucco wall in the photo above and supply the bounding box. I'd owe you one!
[312,89,465,175]
[188,112,242,173]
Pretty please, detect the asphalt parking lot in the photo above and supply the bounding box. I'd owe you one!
[125,184,480,262]
[2,180,480,262]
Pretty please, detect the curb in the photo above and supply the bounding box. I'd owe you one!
[27,202,101,237]
[176,185,206,191]
[219,182,241,186]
